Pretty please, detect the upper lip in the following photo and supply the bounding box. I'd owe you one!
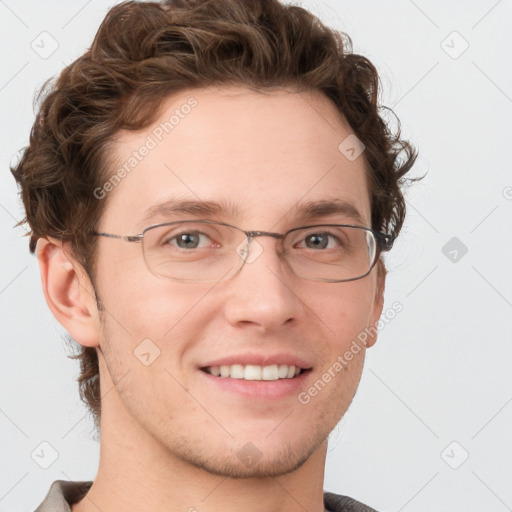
[199,353,313,370]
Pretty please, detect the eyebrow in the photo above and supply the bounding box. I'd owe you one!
[140,198,242,227]
[139,197,366,228]
[294,199,366,225]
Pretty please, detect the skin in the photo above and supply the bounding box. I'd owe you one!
[37,85,385,512]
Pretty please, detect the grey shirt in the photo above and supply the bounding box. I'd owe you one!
[34,480,378,512]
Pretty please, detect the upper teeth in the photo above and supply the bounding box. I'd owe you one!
[205,364,301,380]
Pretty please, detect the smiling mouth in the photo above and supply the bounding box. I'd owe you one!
[201,364,311,381]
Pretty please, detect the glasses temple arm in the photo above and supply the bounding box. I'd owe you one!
[93,232,143,243]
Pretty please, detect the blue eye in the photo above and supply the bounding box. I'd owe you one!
[166,231,212,249]
[296,231,344,250]
[303,232,337,249]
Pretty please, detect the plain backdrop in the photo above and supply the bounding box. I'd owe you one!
[1,1,511,511]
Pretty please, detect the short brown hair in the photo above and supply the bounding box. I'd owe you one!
[11,0,418,433]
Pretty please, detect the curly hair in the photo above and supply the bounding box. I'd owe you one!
[11,0,418,434]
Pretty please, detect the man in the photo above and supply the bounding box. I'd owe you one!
[11,0,417,510]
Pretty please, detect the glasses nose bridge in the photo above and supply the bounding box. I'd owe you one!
[244,229,285,252]
[238,229,287,266]
[245,229,284,241]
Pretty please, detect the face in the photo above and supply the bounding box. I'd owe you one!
[90,85,384,477]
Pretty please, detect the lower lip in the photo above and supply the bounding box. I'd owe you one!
[198,369,312,400]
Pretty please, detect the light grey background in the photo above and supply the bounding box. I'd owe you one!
[1,1,511,511]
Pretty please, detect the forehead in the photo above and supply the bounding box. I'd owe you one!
[100,85,371,231]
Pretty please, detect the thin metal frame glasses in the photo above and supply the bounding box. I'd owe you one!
[93,219,394,283]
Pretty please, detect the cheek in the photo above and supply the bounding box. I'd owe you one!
[96,246,209,338]
[308,278,378,351]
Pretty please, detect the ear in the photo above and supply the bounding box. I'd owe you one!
[365,260,387,349]
[36,238,101,348]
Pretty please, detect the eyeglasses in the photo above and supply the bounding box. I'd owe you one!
[93,219,394,283]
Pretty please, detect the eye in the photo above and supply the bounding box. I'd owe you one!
[165,230,213,250]
[297,231,343,250]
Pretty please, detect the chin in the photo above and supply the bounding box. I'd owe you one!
[192,445,316,479]
[171,428,326,479]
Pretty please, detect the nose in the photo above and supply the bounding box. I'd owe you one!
[222,236,304,332]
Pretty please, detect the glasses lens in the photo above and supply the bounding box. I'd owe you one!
[284,225,376,282]
[142,222,377,282]
[142,221,245,282]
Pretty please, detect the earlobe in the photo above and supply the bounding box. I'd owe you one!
[36,238,101,348]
